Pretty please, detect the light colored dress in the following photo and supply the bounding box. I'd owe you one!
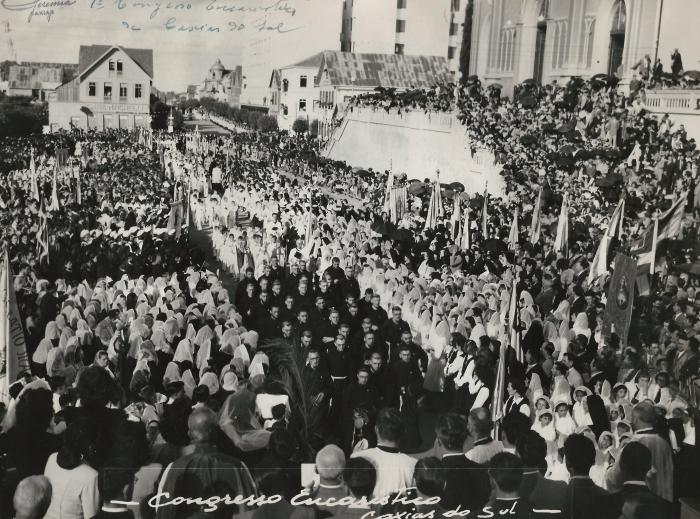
[43,452,100,519]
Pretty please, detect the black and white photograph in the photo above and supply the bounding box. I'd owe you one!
[0,0,699,518]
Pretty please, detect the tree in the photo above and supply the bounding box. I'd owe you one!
[292,117,309,134]
[150,94,170,130]
[309,119,319,137]
[257,115,279,133]
[0,96,47,138]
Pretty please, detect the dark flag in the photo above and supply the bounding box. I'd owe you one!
[602,253,637,346]
[168,200,184,239]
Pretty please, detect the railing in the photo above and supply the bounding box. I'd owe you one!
[643,89,700,114]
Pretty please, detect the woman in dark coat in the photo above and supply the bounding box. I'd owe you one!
[586,394,611,439]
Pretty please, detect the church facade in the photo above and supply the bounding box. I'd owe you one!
[469,0,700,96]
[198,59,242,107]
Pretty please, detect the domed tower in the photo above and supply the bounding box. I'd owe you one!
[210,59,225,81]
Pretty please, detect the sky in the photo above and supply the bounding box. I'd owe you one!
[0,0,305,91]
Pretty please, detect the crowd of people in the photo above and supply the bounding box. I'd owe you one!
[0,71,699,519]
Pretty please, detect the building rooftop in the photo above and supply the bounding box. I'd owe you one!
[317,51,451,89]
[285,52,325,69]
[78,45,154,78]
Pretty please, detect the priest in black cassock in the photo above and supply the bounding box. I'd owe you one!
[301,348,331,439]
[388,344,424,452]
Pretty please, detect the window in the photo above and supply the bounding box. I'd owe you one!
[448,46,456,59]
[582,16,596,68]
[116,60,123,74]
[556,20,569,68]
[134,83,142,98]
[119,83,128,99]
[611,0,626,34]
[586,19,596,68]
[282,79,288,92]
[108,60,115,71]
[450,22,458,36]
[397,0,406,7]
[396,19,405,32]
[104,82,112,99]
[299,99,306,111]
[395,43,405,55]
[282,104,288,115]
[551,22,560,68]
[300,75,307,88]
[88,82,96,96]
[451,0,460,11]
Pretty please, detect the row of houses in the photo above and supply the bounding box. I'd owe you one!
[267,50,452,133]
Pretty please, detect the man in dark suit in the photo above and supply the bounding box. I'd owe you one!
[562,434,608,519]
[517,431,567,518]
[434,413,490,511]
[598,442,674,519]
[570,285,586,315]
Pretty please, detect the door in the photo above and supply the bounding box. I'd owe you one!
[533,24,547,83]
[608,34,625,77]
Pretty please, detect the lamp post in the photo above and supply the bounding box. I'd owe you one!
[167,108,174,134]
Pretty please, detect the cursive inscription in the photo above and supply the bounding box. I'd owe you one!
[1,0,76,22]
[2,0,304,34]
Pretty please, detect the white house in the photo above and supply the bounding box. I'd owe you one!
[269,52,324,132]
[49,44,153,131]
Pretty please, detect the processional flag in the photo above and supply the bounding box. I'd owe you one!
[507,208,519,250]
[553,194,569,258]
[0,249,31,404]
[631,191,687,275]
[587,197,625,285]
[602,253,637,346]
[529,186,542,244]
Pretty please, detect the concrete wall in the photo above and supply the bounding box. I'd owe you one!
[324,107,505,196]
[643,89,700,142]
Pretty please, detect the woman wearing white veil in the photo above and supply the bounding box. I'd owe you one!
[423,333,447,394]
[551,362,572,405]
[554,297,570,324]
[572,313,591,340]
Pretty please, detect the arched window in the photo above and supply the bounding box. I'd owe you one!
[611,0,626,34]
[551,22,560,68]
[558,20,568,68]
[538,0,549,22]
[282,79,288,92]
[585,17,596,68]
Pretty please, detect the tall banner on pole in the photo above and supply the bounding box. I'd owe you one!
[0,249,31,404]
[602,253,637,346]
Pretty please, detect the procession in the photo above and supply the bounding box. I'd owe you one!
[1,1,700,519]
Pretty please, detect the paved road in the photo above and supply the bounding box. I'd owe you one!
[188,223,239,298]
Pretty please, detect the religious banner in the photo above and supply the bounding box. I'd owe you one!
[0,249,31,404]
[168,199,184,240]
[602,253,637,346]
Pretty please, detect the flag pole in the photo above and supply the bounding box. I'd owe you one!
[649,210,659,282]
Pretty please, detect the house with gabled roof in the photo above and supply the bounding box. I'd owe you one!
[48,44,154,131]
